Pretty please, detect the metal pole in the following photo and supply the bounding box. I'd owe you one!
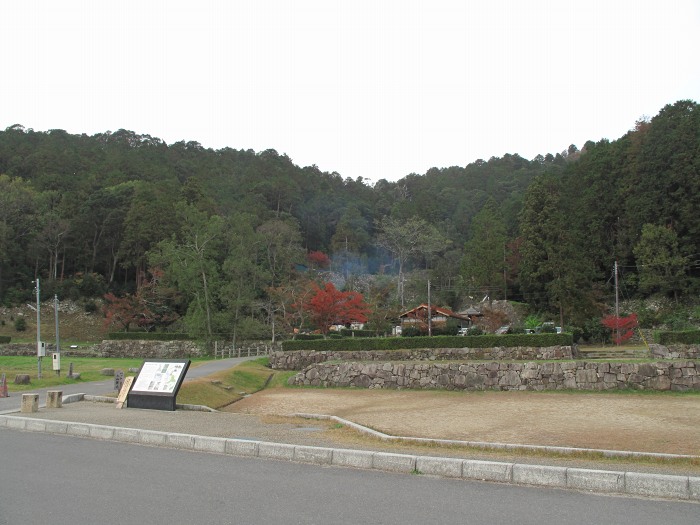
[36,278,41,379]
[427,280,432,337]
[614,260,620,346]
[54,294,60,376]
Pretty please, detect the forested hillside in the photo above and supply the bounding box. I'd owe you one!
[0,100,697,338]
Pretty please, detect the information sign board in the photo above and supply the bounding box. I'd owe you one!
[127,359,190,411]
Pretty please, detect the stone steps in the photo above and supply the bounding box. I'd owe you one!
[577,348,650,360]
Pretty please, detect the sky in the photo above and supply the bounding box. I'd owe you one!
[2,0,699,183]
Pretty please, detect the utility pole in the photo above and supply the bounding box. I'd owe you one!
[54,294,61,376]
[614,260,620,346]
[427,280,432,337]
[503,243,507,301]
[35,278,42,379]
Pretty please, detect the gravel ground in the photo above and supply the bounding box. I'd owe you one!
[11,399,700,478]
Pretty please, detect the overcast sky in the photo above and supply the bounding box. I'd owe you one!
[2,1,698,183]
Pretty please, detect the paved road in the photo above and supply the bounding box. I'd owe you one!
[1,430,697,525]
[0,356,254,413]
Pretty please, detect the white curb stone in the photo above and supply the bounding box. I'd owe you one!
[44,420,69,434]
[25,419,47,432]
[625,472,689,499]
[567,468,625,493]
[332,449,374,469]
[89,425,116,440]
[463,460,513,483]
[194,436,227,454]
[225,439,259,457]
[257,442,296,461]
[372,452,416,473]
[416,457,464,478]
[139,430,168,446]
[166,432,195,449]
[294,445,333,465]
[113,427,140,443]
[513,464,568,488]
[66,423,91,437]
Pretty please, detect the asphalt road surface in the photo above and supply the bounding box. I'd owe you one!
[1,429,697,525]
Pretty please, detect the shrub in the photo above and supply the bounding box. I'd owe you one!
[282,333,573,352]
[654,330,700,345]
[14,318,27,332]
[83,301,98,314]
[401,326,424,337]
[107,332,191,341]
[339,329,379,338]
[0,335,11,344]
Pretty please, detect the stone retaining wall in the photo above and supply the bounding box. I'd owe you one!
[650,343,700,360]
[270,346,574,370]
[0,340,281,359]
[288,360,699,392]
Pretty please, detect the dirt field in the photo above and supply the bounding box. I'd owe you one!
[224,389,700,456]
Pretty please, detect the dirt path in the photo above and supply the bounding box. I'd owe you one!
[224,389,700,456]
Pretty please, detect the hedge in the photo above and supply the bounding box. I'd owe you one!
[281,333,573,352]
[654,330,700,345]
[339,329,381,338]
[0,336,10,344]
[107,332,191,341]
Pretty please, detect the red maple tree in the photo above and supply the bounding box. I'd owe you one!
[601,313,638,345]
[307,250,331,269]
[304,282,370,335]
[103,268,180,332]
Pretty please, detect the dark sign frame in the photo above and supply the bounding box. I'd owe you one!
[127,359,191,411]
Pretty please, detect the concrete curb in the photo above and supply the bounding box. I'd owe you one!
[294,413,700,463]
[1,413,698,502]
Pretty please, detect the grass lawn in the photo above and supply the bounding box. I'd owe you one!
[0,355,295,409]
[178,358,295,408]
[0,356,210,392]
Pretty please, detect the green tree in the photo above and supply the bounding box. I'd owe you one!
[220,213,268,343]
[461,197,507,302]
[519,174,598,326]
[149,204,224,340]
[633,223,688,300]
[376,216,447,307]
[0,175,37,299]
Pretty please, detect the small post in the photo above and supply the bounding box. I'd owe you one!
[114,370,124,392]
[21,393,39,413]
[0,373,8,397]
[46,390,62,408]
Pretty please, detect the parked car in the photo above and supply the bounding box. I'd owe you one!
[457,327,469,336]
[495,325,510,334]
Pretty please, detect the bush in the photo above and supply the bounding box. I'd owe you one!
[282,333,573,352]
[14,318,27,332]
[654,330,700,345]
[292,333,324,341]
[0,335,11,344]
[83,301,98,314]
[107,332,191,341]
[401,326,424,337]
[339,329,380,338]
